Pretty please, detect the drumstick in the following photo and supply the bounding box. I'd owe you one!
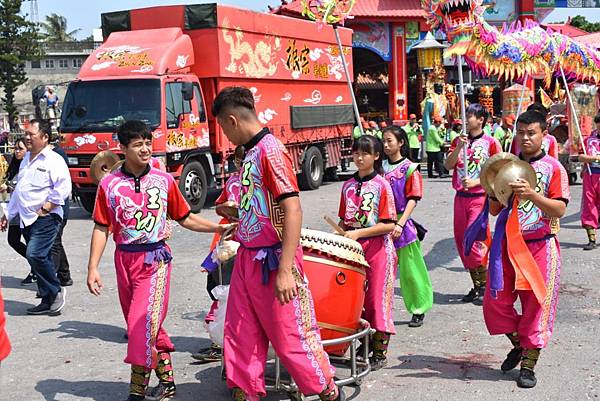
[323,215,346,235]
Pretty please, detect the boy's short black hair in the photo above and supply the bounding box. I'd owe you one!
[517,110,548,131]
[594,113,600,124]
[212,86,256,118]
[526,102,549,116]
[466,103,488,121]
[29,118,52,139]
[117,120,152,146]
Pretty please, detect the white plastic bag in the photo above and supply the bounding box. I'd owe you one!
[206,284,230,347]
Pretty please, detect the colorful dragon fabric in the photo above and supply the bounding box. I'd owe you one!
[422,0,600,84]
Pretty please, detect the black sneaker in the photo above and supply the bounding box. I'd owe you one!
[408,314,425,328]
[21,273,37,286]
[49,288,66,315]
[146,382,176,401]
[473,287,485,306]
[191,343,222,363]
[26,302,51,315]
[501,347,522,372]
[462,288,478,303]
[583,241,597,251]
[369,356,388,371]
[60,278,73,287]
[516,368,537,388]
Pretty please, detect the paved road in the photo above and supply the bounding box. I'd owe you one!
[1,177,599,401]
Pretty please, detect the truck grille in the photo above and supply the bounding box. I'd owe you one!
[69,154,96,168]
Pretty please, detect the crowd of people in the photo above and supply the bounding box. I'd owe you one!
[1,85,599,401]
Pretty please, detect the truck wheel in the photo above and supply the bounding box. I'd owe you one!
[79,192,97,214]
[298,146,323,190]
[179,160,208,213]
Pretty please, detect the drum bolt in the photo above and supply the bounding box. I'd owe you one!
[336,271,347,285]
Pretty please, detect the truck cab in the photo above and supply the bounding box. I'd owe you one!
[61,29,213,213]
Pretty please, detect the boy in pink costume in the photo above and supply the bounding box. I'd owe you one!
[213,87,343,401]
[338,135,397,371]
[444,104,501,304]
[484,110,569,389]
[86,120,231,401]
[579,114,600,250]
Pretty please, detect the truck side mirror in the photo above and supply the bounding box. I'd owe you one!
[181,82,194,101]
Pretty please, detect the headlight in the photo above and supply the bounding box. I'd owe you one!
[67,157,78,166]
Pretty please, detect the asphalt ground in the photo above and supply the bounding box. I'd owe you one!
[1,176,599,401]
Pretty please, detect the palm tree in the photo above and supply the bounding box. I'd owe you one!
[40,13,81,42]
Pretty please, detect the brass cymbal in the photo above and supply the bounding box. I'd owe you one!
[90,150,120,184]
[494,160,537,207]
[480,152,519,197]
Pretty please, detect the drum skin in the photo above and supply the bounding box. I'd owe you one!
[303,248,367,356]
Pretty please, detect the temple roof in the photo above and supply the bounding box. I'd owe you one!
[273,0,426,21]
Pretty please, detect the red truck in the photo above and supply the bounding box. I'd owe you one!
[59,3,354,213]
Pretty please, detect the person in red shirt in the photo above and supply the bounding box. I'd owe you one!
[213,87,343,401]
[85,120,232,401]
[338,135,397,370]
[445,104,502,304]
[485,110,569,389]
[0,284,10,363]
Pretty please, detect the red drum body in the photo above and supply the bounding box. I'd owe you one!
[300,229,368,356]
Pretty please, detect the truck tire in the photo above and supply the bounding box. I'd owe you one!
[179,160,208,213]
[79,192,97,214]
[298,146,323,190]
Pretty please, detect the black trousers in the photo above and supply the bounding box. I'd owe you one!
[427,151,445,177]
[51,218,71,282]
[8,224,29,273]
[409,148,421,162]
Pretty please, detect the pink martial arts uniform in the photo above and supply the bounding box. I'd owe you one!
[338,171,398,334]
[93,164,191,368]
[511,134,558,159]
[581,131,600,229]
[223,129,336,401]
[448,133,501,269]
[483,151,570,349]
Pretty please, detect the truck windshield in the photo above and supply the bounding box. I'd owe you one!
[60,79,161,132]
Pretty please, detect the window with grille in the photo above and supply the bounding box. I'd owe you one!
[45,59,55,69]
[58,59,68,68]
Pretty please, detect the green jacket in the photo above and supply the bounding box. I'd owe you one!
[483,125,493,137]
[448,129,460,143]
[402,124,421,149]
[426,126,444,152]
[494,126,510,146]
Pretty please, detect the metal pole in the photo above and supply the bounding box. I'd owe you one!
[505,74,529,152]
[334,25,363,136]
[456,55,469,180]
[560,67,591,175]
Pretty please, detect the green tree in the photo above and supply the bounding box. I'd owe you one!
[40,13,81,42]
[0,0,42,130]
[570,15,600,33]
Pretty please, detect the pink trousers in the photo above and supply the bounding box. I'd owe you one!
[453,193,490,270]
[223,246,335,401]
[114,248,175,369]
[359,235,397,334]
[483,236,561,349]
[581,172,600,229]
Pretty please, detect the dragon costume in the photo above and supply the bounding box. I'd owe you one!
[421,0,600,85]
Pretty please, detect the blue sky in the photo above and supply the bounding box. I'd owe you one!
[22,1,600,39]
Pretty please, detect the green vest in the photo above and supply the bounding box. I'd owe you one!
[403,125,421,149]
[426,126,443,152]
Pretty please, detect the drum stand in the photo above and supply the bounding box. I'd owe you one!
[220,320,374,400]
[267,320,374,400]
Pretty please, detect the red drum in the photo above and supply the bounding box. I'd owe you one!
[300,229,369,356]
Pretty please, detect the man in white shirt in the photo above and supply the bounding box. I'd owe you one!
[0,119,71,315]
